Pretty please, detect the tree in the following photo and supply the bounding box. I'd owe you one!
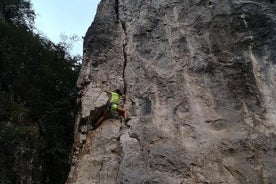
[0,0,35,29]
[0,1,81,183]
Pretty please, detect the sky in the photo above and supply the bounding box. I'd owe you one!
[32,0,101,56]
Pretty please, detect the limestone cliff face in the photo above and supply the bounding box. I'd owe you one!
[67,0,276,183]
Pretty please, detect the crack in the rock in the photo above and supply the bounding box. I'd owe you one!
[114,0,119,22]
[115,0,128,94]
[114,1,130,183]
[122,36,127,95]
[116,126,125,183]
[98,162,104,182]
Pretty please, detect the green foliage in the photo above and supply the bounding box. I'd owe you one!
[0,0,35,29]
[0,121,42,184]
[0,1,81,183]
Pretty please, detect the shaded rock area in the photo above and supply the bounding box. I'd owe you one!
[67,0,276,183]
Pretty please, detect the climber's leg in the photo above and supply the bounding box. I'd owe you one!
[118,107,130,121]
[93,111,110,129]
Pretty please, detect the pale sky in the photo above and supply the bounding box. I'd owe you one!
[32,0,101,56]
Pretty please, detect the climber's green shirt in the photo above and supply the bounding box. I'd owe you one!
[110,92,121,105]
[109,92,121,112]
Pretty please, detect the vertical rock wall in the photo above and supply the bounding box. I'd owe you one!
[67,0,276,183]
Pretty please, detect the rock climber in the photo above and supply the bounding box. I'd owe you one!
[93,89,129,129]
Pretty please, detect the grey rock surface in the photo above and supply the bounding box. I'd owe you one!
[67,0,276,183]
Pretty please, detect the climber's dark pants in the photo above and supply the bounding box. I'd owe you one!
[93,102,128,128]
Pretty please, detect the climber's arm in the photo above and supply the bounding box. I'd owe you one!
[103,90,112,95]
